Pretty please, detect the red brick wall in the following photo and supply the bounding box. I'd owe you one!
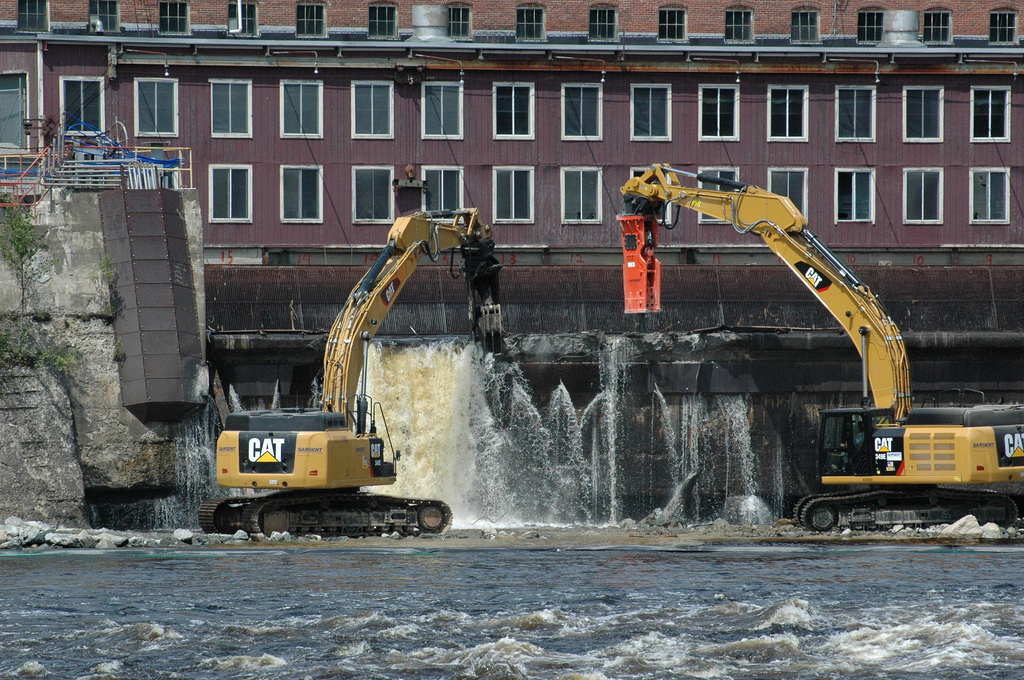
[2,1,1013,39]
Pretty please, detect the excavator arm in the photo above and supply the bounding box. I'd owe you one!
[321,209,502,425]
[621,164,911,420]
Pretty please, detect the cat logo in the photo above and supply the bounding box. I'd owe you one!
[794,262,832,292]
[1003,433,1024,458]
[874,437,893,453]
[248,437,285,463]
[382,278,401,306]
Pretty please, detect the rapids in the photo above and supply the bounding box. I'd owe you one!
[2,543,1023,679]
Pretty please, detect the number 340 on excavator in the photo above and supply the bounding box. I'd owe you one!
[621,164,1024,532]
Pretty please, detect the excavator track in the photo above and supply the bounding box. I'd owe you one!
[795,487,1018,532]
[199,491,452,537]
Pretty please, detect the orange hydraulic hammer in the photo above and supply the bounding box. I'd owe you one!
[619,214,661,313]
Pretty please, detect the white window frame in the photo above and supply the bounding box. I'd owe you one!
[421,81,463,140]
[561,83,603,141]
[351,80,394,139]
[208,164,253,223]
[970,167,1010,224]
[280,80,323,139]
[767,167,808,218]
[280,165,323,223]
[630,83,672,141]
[561,166,602,224]
[903,86,944,143]
[971,86,1011,143]
[493,166,534,223]
[209,79,252,138]
[421,165,464,212]
[697,166,739,223]
[492,82,535,140]
[698,85,739,141]
[0,73,29,149]
[835,168,875,223]
[60,76,105,134]
[767,85,808,142]
[134,77,178,138]
[903,167,943,224]
[352,165,394,224]
[835,85,875,142]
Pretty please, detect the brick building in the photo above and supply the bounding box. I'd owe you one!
[0,1,1019,266]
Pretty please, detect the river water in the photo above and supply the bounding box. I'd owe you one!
[3,542,1024,679]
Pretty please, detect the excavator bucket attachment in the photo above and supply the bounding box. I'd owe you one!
[619,214,661,313]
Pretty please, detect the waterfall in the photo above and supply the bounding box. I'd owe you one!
[365,340,785,527]
[151,402,218,529]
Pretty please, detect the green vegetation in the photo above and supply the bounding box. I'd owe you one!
[0,207,77,370]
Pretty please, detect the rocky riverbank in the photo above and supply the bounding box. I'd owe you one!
[0,514,1018,551]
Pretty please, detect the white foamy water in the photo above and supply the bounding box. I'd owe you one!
[363,341,784,527]
[7,544,1022,679]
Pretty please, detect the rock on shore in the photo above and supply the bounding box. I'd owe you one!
[0,513,1018,550]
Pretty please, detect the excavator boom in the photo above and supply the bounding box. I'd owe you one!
[621,164,911,420]
[322,209,502,418]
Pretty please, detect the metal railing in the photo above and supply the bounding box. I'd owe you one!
[0,113,192,208]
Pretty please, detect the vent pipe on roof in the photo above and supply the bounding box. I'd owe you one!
[412,6,448,40]
[881,10,921,45]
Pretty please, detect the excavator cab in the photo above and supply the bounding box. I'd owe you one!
[819,408,894,477]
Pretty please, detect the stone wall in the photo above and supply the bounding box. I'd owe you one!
[0,189,205,526]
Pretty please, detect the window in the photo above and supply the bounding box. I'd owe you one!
[89,0,119,32]
[972,88,1010,141]
[0,75,27,148]
[562,168,601,223]
[768,86,807,140]
[353,167,393,222]
[990,11,1016,44]
[211,80,251,137]
[857,11,883,43]
[769,169,807,215]
[227,2,257,35]
[494,167,533,222]
[210,165,251,222]
[791,10,818,42]
[422,82,462,138]
[905,169,942,223]
[368,5,396,38]
[631,85,670,140]
[352,81,393,138]
[296,4,324,37]
[698,167,738,222]
[18,0,48,31]
[589,8,617,40]
[281,166,322,222]
[836,169,873,222]
[136,79,177,136]
[658,8,686,41]
[281,81,322,137]
[724,9,752,42]
[494,83,533,139]
[158,1,188,34]
[448,6,471,38]
[836,86,874,141]
[904,87,942,141]
[699,86,738,140]
[922,10,950,43]
[61,78,103,131]
[563,84,602,139]
[423,167,462,212]
[516,7,544,40]
[971,169,1009,223]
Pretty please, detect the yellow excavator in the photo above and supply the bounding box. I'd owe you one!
[200,209,502,536]
[622,164,1024,531]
